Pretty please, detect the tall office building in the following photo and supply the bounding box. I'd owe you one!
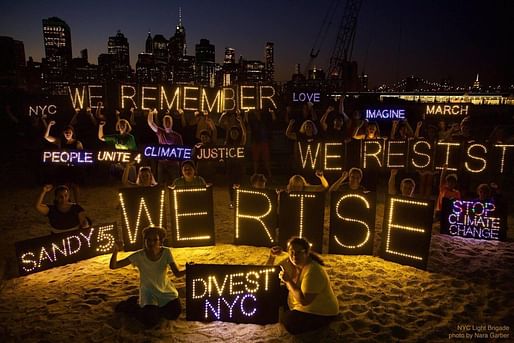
[222,47,237,86]
[0,36,26,89]
[107,30,131,81]
[195,39,215,87]
[42,17,72,94]
[224,47,235,64]
[264,42,274,82]
[169,8,186,63]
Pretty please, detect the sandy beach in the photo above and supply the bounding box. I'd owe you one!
[0,184,513,342]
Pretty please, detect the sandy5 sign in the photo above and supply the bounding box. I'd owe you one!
[186,264,280,324]
[15,223,117,276]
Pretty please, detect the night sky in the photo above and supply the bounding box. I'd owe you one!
[1,0,512,87]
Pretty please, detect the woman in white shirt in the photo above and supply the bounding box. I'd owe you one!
[110,226,185,327]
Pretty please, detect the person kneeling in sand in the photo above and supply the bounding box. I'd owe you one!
[110,226,185,327]
[267,237,339,335]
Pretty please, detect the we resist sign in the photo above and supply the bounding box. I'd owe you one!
[186,264,280,324]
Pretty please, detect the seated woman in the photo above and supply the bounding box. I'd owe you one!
[329,168,366,193]
[286,172,328,192]
[388,169,416,197]
[267,237,339,335]
[250,173,267,189]
[122,163,157,187]
[35,184,89,233]
[110,226,184,328]
[171,160,207,187]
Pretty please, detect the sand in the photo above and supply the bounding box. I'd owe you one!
[0,185,513,342]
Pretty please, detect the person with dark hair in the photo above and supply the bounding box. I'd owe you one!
[171,160,207,187]
[44,120,84,203]
[267,237,338,335]
[435,164,461,218]
[329,168,366,193]
[35,184,89,233]
[286,172,328,192]
[110,226,184,328]
[224,115,247,208]
[353,120,381,139]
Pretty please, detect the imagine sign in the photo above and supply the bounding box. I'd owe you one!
[186,264,280,324]
[365,108,406,120]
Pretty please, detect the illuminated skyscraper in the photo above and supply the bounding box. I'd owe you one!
[224,47,235,64]
[222,48,237,86]
[195,38,215,86]
[42,17,72,94]
[264,42,274,82]
[169,7,186,62]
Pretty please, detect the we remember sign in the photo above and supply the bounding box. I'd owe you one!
[186,264,280,324]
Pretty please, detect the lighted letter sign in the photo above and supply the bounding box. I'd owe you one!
[169,186,215,248]
[493,144,514,174]
[143,145,192,161]
[28,104,57,117]
[119,187,166,251]
[195,146,245,161]
[463,143,488,174]
[278,191,325,252]
[385,140,407,168]
[408,139,434,171]
[362,139,384,169]
[42,150,94,164]
[186,264,280,324]
[364,108,406,120]
[235,188,278,247]
[323,142,344,172]
[434,142,461,171]
[425,104,469,116]
[329,192,376,255]
[379,195,434,270]
[297,142,322,172]
[15,223,117,276]
[292,92,321,103]
[441,198,506,241]
[97,150,141,164]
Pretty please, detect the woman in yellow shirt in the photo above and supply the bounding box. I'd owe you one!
[269,237,339,334]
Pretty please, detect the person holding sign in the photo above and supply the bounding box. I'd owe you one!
[388,169,416,197]
[122,162,157,187]
[110,226,184,328]
[436,164,461,218]
[171,160,207,187]
[329,168,366,193]
[268,237,338,335]
[98,119,137,151]
[35,184,89,233]
[286,172,328,192]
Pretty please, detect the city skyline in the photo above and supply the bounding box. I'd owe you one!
[1,0,512,87]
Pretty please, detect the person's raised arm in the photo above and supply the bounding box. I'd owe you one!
[78,210,89,228]
[35,184,52,215]
[121,162,135,186]
[69,107,80,126]
[388,169,398,195]
[339,98,349,123]
[98,121,106,141]
[285,119,297,140]
[129,107,136,126]
[85,106,98,126]
[320,107,331,132]
[315,170,329,190]
[414,121,423,138]
[439,164,448,190]
[266,246,283,265]
[109,242,131,269]
[147,108,159,133]
[390,120,399,139]
[205,116,218,142]
[44,120,58,144]
[329,170,348,192]
[353,120,366,139]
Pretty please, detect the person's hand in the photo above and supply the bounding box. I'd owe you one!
[270,246,282,256]
[315,170,324,178]
[152,108,158,115]
[99,121,106,127]
[392,120,399,128]
[390,168,399,176]
[48,120,56,126]
[115,109,120,115]
[279,265,292,283]
[203,110,209,116]
[97,101,103,108]
[233,184,240,189]
[416,121,423,129]
[112,241,123,253]
[130,107,134,113]
[43,184,53,193]
[194,110,200,116]
[75,107,80,113]
[327,106,335,113]
[178,108,184,115]
[341,170,349,179]
[86,106,91,113]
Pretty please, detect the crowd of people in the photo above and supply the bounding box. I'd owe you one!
[13,98,512,333]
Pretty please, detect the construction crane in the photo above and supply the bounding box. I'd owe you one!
[306,0,363,90]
